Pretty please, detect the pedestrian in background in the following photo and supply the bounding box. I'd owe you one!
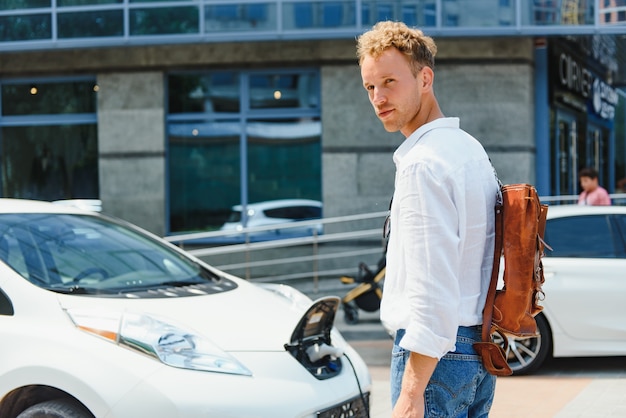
[357,21,500,418]
[578,167,611,206]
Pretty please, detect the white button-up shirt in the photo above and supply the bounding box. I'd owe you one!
[380,117,499,359]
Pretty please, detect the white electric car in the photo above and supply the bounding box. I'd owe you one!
[0,199,370,418]
[501,204,626,375]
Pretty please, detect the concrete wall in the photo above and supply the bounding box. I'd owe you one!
[436,37,536,185]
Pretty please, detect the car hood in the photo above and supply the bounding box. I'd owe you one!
[56,278,316,352]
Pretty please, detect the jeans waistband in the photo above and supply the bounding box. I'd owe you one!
[457,325,482,339]
[396,325,482,342]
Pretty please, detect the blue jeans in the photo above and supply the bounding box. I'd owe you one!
[391,327,496,418]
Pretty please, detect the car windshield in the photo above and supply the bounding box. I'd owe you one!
[0,213,235,296]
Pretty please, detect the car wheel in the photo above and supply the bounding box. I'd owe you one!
[17,399,93,418]
[343,303,359,325]
[493,313,552,375]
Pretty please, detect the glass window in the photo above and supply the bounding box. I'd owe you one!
[524,0,594,25]
[58,10,124,38]
[1,80,97,116]
[616,215,626,251]
[0,78,99,202]
[249,73,318,109]
[1,125,99,201]
[247,118,321,204]
[283,1,355,29]
[167,70,321,234]
[544,215,618,258]
[0,0,49,9]
[169,73,240,114]
[130,6,199,35]
[442,0,515,27]
[0,288,12,316]
[168,120,241,232]
[205,3,277,32]
[264,205,321,220]
[359,0,437,27]
[58,0,121,5]
[0,14,51,41]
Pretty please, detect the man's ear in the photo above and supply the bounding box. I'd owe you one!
[421,67,434,91]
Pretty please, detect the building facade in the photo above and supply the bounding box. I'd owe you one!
[0,1,625,236]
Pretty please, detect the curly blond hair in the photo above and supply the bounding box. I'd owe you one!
[356,21,437,76]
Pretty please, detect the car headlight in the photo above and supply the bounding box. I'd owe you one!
[66,309,252,376]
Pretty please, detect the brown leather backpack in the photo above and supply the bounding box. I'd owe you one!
[474,184,549,376]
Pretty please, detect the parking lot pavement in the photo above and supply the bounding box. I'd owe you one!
[338,314,626,417]
[302,280,626,418]
[332,304,626,417]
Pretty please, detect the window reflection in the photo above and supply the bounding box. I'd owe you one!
[247,119,321,204]
[169,73,240,114]
[205,3,277,32]
[0,0,49,9]
[441,0,515,27]
[130,6,198,35]
[0,14,51,41]
[600,2,626,24]
[58,10,123,38]
[249,73,318,109]
[362,1,429,26]
[1,80,96,116]
[283,1,356,29]
[1,125,99,201]
[0,79,99,202]
[58,0,121,5]
[167,70,321,234]
[168,121,241,232]
[523,0,594,25]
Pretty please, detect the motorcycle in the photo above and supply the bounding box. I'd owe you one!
[339,256,385,325]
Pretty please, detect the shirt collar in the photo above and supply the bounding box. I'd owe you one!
[393,117,460,165]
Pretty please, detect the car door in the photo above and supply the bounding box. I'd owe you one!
[542,213,626,341]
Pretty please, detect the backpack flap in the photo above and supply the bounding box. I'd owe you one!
[492,184,547,338]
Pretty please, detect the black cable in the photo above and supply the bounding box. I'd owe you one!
[343,352,371,418]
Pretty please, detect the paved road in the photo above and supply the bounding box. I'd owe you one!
[300,281,626,418]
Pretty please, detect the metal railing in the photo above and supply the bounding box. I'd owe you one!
[164,193,626,291]
[165,210,388,292]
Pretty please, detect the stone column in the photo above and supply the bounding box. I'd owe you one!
[97,72,166,235]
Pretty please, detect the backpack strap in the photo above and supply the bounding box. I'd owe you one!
[473,200,513,376]
[482,203,503,343]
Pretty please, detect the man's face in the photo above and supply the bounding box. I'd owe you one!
[361,48,423,137]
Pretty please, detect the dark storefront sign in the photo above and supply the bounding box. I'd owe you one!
[551,41,618,123]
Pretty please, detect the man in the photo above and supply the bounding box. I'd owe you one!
[577,167,611,206]
[357,21,499,417]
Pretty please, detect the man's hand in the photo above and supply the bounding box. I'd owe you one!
[391,352,438,418]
